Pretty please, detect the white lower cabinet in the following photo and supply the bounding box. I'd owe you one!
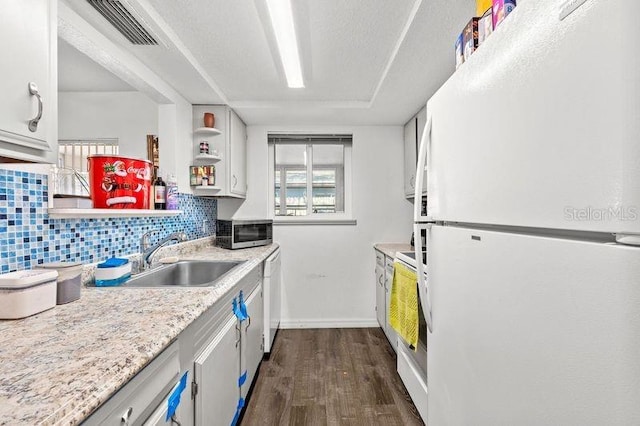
[194,315,241,426]
[83,341,181,425]
[374,250,398,352]
[192,279,263,426]
[375,251,386,329]
[83,262,268,426]
[241,285,264,398]
[384,256,398,352]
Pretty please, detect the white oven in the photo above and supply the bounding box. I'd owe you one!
[394,251,428,422]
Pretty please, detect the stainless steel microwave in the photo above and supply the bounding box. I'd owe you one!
[215,219,273,249]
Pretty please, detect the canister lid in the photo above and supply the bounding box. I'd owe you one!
[36,262,82,281]
[0,270,58,290]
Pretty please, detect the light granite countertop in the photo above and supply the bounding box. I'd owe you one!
[0,239,278,425]
[374,243,414,259]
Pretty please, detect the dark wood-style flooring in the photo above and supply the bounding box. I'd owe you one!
[241,328,424,426]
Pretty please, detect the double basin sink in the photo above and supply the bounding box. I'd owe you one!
[121,260,245,288]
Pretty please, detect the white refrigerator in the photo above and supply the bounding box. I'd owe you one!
[413,0,640,424]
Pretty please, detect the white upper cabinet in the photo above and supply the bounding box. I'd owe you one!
[192,105,247,198]
[404,106,428,199]
[228,109,247,197]
[0,0,57,163]
[403,116,417,197]
[415,105,428,197]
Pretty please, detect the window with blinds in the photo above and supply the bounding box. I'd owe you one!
[58,139,119,171]
[56,139,119,196]
[269,134,352,218]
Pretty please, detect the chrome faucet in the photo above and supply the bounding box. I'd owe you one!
[140,230,188,270]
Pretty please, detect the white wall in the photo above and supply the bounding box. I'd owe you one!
[57,92,195,191]
[58,91,158,160]
[237,125,414,328]
[161,98,197,193]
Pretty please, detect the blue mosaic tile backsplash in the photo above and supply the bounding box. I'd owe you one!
[0,168,217,273]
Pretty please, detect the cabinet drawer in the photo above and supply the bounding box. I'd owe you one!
[385,256,395,272]
[83,341,180,426]
[386,257,395,281]
[375,251,384,267]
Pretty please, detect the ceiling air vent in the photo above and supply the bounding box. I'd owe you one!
[86,0,158,45]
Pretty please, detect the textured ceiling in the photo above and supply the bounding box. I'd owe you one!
[59,0,476,125]
[58,37,134,92]
[148,0,415,102]
[60,0,226,103]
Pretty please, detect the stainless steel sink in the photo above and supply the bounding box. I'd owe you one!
[122,260,244,288]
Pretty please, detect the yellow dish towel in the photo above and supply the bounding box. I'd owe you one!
[390,261,419,349]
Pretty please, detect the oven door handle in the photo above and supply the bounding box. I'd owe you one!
[414,223,433,333]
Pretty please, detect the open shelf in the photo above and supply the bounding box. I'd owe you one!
[48,208,183,219]
[194,153,222,162]
[194,127,222,136]
[192,186,221,192]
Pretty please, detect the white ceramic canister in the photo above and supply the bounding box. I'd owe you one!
[36,262,82,304]
[0,270,58,319]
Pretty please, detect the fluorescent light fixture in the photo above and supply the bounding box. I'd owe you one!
[266,0,304,88]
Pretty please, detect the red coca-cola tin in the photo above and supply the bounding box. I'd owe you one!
[87,155,152,209]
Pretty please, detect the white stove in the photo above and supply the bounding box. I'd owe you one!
[393,250,428,421]
[395,250,426,269]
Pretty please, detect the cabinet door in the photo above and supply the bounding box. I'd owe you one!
[0,0,53,153]
[194,315,240,426]
[241,284,264,398]
[415,106,428,196]
[403,117,417,197]
[384,257,398,352]
[228,109,247,197]
[375,262,385,329]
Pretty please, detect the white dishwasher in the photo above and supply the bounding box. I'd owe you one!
[263,248,281,354]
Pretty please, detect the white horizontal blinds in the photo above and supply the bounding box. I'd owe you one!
[58,139,119,171]
[268,134,352,145]
[313,144,344,213]
[56,139,118,195]
[270,134,351,216]
[274,144,307,216]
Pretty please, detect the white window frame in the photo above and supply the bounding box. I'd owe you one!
[55,138,119,196]
[58,138,119,172]
[268,134,355,225]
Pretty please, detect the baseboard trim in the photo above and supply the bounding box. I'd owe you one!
[280,319,379,329]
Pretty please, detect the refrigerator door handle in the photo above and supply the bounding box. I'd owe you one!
[414,115,432,222]
[414,223,433,333]
[615,234,640,246]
